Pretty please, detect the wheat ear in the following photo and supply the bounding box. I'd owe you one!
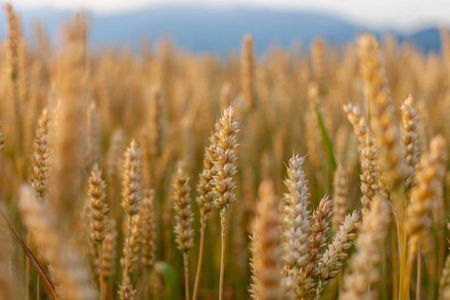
[193,130,218,300]
[315,210,359,298]
[343,103,379,213]
[212,106,239,300]
[341,195,391,300]
[282,154,312,269]
[30,109,51,202]
[400,94,420,193]
[173,164,194,300]
[406,136,447,290]
[140,189,157,270]
[332,164,349,232]
[86,163,109,298]
[252,180,282,300]
[119,139,142,298]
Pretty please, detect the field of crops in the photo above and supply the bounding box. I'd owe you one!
[1,5,450,300]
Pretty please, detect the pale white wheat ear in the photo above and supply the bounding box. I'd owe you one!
[281,154,315,299]
[282,154,311,269]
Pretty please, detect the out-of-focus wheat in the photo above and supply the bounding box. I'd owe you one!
[251,180,282,300]
[341,195,390,300]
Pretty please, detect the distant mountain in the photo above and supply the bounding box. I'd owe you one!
[0,5,446,55]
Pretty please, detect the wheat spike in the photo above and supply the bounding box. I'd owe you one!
[357,33,406,191]
[102,220,117,281]
[241,34,255,111]
[87,163,109,244]
[106,128,125,179]
[173,164,194,252]
[306,196,333,277]
[0,121,5,156]
[341,195,391,300]
[400,94,420,193]
[121,139,143,217]
[252,180,282,300]
[121,214,142,271]
[212,106,240,209]
[30,109,51,202]
[86,101,101,166]
[196,131,218,217]
[332,164,349,232]
[315,210,359,298]
[343,103,379,212]
[140,189,157,269]
[282,154,312,269]
[118,275,136,300]
[407,136,447,243]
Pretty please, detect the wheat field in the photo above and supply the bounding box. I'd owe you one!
[1,5,450,300]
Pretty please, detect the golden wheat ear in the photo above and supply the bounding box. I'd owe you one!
[172,163,194,300]
[252,180,282,300]
[332,164,349,232]
[119,139,143,298]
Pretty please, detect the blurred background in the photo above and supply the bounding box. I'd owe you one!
[1,0,450,55]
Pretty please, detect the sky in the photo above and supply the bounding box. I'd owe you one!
[8,0,450,31]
